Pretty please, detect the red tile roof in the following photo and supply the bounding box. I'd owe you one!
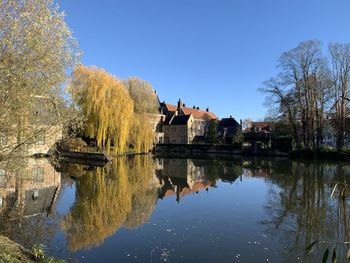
[252,121,273,128]
[164,103,218,121]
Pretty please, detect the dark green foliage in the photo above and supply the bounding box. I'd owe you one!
[232,128,244,145]
[206,120,218,144]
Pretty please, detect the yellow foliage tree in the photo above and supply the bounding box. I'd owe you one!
[129,114,155,153]
[125,77,157,153]
[0,0,79,158]
[68,65,157,154]
[125,77,159,114]
[68,65,134,154]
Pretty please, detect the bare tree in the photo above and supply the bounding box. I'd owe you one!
[261,40,332,149]
[329,43,350,150]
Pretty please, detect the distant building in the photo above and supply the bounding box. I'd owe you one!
[244,121,273,133]
[159,99,218,144]
[147,113,165,144]
[323,117,350,147]
[162,114,195,144]
[218,116,241,143]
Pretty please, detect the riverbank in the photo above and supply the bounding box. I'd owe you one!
[155,144,288,157]
[155,144,350,161]
[0,235,64,263]
[56,144,350,163]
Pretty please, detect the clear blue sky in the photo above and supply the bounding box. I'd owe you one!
[58,0,350,120]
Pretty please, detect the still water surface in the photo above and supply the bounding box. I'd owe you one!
[0,156,349,262]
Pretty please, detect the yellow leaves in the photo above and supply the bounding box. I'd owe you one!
[68,65,155,154]
[0,0,79,156]
[68,65,133,154]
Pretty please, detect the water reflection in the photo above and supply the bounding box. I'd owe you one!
[60,157,242,252]
[242,159,350,262]
[0,156,350,262]
[60,156,158,251]
[0,158,61,247]
[156,158,241,202]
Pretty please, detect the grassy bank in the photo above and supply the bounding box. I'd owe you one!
[0,235,64,263]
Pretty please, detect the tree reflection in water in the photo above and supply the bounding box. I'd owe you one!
[245,159,350,262]
[60,156,158,252]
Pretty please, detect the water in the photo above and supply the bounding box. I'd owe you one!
[0,156,349,262]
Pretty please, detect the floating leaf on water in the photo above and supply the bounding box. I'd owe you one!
[305,241,319,254]
[322,248,329,263]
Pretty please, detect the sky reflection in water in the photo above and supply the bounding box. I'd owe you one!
[0,156,349,262]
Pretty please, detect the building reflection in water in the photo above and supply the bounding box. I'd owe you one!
[60,156,242,252]
[0,158,61,247]
[156,158,241,202]
[3,156,350,262]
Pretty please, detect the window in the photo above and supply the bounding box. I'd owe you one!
[0,197,3,207]
[36,133,45,146]
[0,134,7,146]
[32,167,44,183]
[0,169,6,186]
[32,190,39,201]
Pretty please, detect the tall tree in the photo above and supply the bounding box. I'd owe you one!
[125,77,157,152]
[261,40,332,149]
[68,66,156,154]
[0,0,79,158]
[125,77,159,114]
[68,65,134,154]
[329,43,350,150]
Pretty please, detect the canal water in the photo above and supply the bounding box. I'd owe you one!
[0,156,349,262]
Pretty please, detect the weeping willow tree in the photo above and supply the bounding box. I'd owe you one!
[60,156,157,252]
[68,66,157,154]
[67,65,134,154]
[129,114,155,153]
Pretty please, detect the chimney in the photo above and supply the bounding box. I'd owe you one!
[177,98,183,112]
[206,107,209,112]
[183,103,186,107]
[240,119,242,126]
[193,105,196,109]
[196,107,199,110]
[230,115,232,118]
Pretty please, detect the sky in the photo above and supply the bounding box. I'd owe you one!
[58,0,350,120]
